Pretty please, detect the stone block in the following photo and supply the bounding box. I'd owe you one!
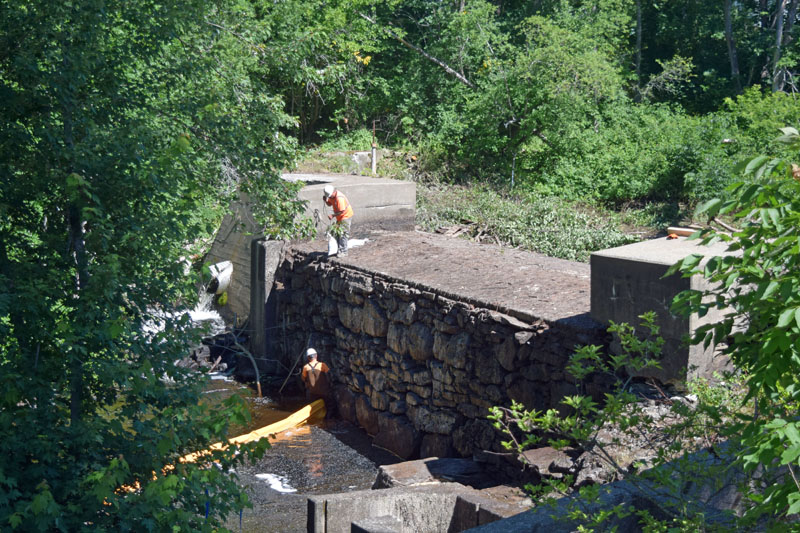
[411,369,432,386]
[338,303,363,334]
[520,363,549,382]
[370,390,389,411]
[374,413,420,459]
[391,284,419,301]
[495,336,517,371]
[474,354,505,385]
[407,323,435,362]
[433,318,460,334]
[421,433,454,458]
[389,301,417,325]
[433,331,469,369]
[389,399,407,415]
[351,515,402,533]
[409,384,431,399]
[507,378,545,411]
[406,391,423,407]
[362,297,389,337]
[356,393,380,435]
[408,405,458,434]
[346,271,374,295]
[366,368,387,392]
[333,384,357,424]
[386,322,407,355]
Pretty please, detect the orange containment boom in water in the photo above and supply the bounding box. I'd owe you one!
[181,399,326,463]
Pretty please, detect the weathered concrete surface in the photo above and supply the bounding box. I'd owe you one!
[288,173,416,236]
[373,458,491,489]
[204,174,415,323]
[287,230,593,326]
[591,236,733,383]
[307,482,524,533]
[249,239,285,362]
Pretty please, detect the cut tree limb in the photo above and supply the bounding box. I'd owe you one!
[359,13,475,89]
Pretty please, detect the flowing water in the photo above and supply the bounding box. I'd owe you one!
[204,374,401,533]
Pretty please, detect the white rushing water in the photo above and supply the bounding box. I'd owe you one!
[255,473,297,493]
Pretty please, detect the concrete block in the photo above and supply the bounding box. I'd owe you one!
[351,515,403,533]
[591,237,733,383]
[291,173,416,236]
[249,239,285,360]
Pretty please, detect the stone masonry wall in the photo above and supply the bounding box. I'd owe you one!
[274,249,609,460]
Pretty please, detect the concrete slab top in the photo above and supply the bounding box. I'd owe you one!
[283,172,410,188]
[289,231,593,326]
[591,235,731,266]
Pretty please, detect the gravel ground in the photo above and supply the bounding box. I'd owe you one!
[225,419,402,533]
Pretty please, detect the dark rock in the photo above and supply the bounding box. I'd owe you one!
[389,301,417,326]
[433,331,469,369]
[519,447,577,479]
[407,323,434,362]
[356,394,380,435]
[373,413,420,459]
[333,385,357,424]
[495,336,517,372]
[408,405,458,435]
[362,298,389,337]
[420,434,454,458]
[337,303,363,334]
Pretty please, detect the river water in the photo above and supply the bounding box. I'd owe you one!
[204,374,401,533]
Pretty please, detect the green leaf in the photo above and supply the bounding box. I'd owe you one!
[778,308,797,328]
[695,198,722,217]
[743,155,770,177]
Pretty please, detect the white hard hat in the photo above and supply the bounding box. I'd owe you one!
[323,185,334,198]
[306,348,318,358]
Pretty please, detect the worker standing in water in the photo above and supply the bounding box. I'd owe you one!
[301,348,331,404]
[323,184,353,257]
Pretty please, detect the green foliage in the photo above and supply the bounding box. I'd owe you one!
[489,312,750,530]
[683,88,800,201]
[416,183,638,262]
[669,128,800,526]
[0,0,305,529]
[317,128,377,152]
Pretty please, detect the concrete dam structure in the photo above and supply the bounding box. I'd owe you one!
[209,173,729,462]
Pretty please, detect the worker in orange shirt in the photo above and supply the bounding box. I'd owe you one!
[323,184,354,257]
[301,348,331,405]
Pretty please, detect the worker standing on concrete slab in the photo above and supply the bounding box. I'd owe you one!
[323,184,353,257]
[301,348,331,404]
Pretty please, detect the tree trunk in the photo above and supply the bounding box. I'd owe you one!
[772,0,788,91]
[724,0,742,93]
[635,0,642,87]
[61,34,88,427]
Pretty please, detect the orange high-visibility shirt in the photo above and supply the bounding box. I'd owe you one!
[325,191,353,222]
[301,361,330,396]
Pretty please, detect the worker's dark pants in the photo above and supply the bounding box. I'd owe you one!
[337,218,351,254]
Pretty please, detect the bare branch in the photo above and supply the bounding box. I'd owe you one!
[359,12,475,89]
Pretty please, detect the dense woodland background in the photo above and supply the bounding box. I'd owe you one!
[267,0,799,204]
[1,0,799,530]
